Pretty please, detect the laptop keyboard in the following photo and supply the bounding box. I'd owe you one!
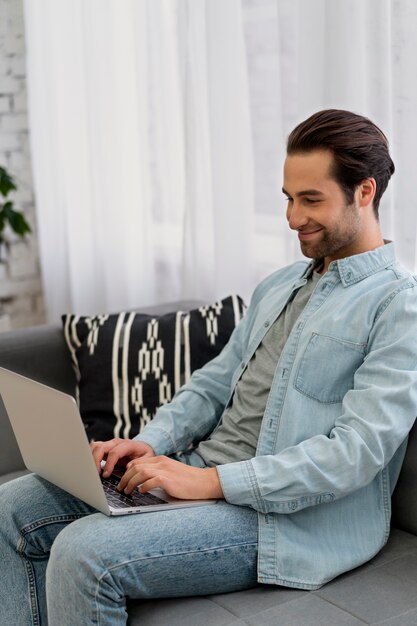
[102,474,168,508]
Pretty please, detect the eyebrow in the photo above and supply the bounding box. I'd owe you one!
[282,187,325,198]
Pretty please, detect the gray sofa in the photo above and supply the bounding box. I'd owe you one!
[1,301,417,626]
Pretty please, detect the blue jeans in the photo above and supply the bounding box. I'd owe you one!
[0,471,258,625]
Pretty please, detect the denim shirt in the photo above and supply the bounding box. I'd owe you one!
[135,243,417,589]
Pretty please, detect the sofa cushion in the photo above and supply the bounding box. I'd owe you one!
[62,296,245,442]
[126,529,417,626]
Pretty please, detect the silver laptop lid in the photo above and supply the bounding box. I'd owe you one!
[0,367,110,514]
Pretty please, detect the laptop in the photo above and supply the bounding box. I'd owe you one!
[0,367,217,516]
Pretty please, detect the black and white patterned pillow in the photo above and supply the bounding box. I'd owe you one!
[62,295,246,442]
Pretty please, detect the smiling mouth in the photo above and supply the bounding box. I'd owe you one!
[298,228,323,241]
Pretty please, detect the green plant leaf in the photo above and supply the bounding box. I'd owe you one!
[2,201,31,237]
[0,167,17,198]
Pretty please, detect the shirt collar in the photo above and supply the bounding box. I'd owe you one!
[301,241,396,286]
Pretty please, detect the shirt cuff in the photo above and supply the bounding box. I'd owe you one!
[133,427,176,456]
[216,459,264,511]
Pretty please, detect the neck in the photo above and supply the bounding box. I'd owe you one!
[321,237,385,273]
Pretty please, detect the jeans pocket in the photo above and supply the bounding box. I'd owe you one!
[295,333,366,403]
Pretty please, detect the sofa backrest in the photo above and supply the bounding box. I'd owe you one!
[392,421,417,535]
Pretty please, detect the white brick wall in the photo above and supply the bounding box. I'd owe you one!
[0,0,45,330]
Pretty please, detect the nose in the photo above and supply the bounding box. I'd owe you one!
[286,201,309,231]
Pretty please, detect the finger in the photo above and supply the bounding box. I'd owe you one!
[123,455,162,475]
[117,467,135,493]
[122,471,150,495]
[104,441,153,477]
[117,455,167,491]
[120,464,158,495]
[102,443,130,477]
[90,441,107,473]
[91,439,125,473]
[117,462,147,492]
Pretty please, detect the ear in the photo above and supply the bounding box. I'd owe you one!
[357,178,376,209]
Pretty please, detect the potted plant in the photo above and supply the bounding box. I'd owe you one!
[0,165,31,262]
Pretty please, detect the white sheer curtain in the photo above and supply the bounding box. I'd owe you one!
[24,0,254,321]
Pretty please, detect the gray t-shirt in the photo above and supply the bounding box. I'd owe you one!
[195,271,321,467]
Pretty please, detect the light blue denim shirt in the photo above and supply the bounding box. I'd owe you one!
[135,243,417,589]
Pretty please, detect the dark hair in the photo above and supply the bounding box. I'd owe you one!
[286,109,395,217]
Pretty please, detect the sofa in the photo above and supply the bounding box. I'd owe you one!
[1,300,417,626]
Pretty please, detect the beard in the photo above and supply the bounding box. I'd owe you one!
[299,202,361,262]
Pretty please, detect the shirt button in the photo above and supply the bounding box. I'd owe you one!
[241,362,245,369]
[264,321,270,328]
[346,272,352,280]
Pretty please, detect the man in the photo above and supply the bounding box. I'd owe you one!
[2,109,417,625]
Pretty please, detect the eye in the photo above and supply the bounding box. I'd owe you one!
[304,198,321,204]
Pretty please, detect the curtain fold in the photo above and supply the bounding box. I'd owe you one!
[24,0,255,321]
[181,0,254,301]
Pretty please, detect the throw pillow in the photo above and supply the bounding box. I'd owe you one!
[62,295,246,442]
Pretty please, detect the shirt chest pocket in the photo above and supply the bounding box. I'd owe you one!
[294,332,366,404]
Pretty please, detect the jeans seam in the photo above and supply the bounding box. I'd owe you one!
[24,558,41,626]
[16,535,40,626]
[106,539,259,571]
[21,514,85,536]
[93,540,258,623]
[17,514,86,625]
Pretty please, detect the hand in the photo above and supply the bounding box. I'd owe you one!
[117,455,224,501]
[90,438,155,477]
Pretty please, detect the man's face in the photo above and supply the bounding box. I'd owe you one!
[283,150,363,269]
